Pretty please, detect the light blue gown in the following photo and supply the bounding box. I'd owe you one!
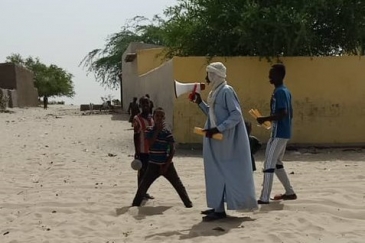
[199,85,258,210]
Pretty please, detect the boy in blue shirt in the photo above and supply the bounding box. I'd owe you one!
[256,64,297,204]
[132,107,193,208]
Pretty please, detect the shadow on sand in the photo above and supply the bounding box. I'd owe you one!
[256,201,285,213]
[115,205,172,220]
[111,112,129,121]
[145,215,255,240]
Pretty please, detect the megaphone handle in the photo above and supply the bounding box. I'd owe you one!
[189,84,198,101]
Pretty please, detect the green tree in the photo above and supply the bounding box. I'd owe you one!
[162,0,365,57]
[80,16,165,89]
[6,54,75,98]
[83,0,365,88]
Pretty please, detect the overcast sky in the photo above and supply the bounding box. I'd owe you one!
[0,0,177,105]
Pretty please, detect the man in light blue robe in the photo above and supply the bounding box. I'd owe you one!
[194,62,258,221]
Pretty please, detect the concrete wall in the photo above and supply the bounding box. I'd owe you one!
[0,63,17,89]
[137,48,168,75]
[122,44,365,145]
[7,89,18,108]
[14,65,38,107]
[172,56,365,146]
[0,87,17,109]
[0,63,38,107]
[121,42,162,111]
[139,60,174,130]
[0,88,9,109]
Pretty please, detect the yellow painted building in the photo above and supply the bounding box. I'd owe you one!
[122,44,365,146]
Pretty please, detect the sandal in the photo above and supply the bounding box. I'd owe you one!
[272,193,297,200]
[201,208,215,215]
[257,200,270,204]
[202,212,227,222]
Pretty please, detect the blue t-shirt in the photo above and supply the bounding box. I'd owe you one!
[270,85,293,139]
[145,126,175,164]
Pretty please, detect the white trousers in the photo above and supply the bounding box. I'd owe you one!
[259,138,295,202]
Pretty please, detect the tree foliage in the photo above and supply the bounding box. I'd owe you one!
[80,16,166,89]
[6,54,75,98]
[163,0,365,57]
[83,0,365,88]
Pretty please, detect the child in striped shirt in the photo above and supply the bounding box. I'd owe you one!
[132,107,192,208]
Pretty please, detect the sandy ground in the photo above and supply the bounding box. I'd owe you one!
[1,105,365,243]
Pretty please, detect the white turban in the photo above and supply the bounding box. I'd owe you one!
[206,62,227,91]
[206,62,228,127]
[206,62,227,78]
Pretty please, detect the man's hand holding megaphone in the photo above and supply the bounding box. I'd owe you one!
[191,92,202,104]
[174,80,205,102]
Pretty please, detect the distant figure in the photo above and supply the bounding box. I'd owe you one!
[100,100,113,113]
[89,103,94,114]
[128,97,140,126]
[145,94,154,115]
[43,96,48,110]
[107,100,114,112]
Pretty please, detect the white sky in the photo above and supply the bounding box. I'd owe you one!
[0,0,177,105]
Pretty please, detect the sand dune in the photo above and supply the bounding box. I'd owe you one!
[1,106,365,243]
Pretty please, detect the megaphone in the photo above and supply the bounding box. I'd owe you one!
[174,80,206,101]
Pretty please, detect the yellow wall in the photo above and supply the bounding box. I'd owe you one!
[137,48,168,75]
[172,56,365,145]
